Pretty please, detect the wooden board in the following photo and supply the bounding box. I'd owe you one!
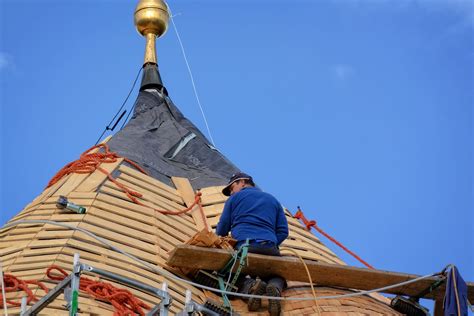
[172,177,210,231]
[167,244,474,301]
[118,165,180,197]
[75,158,123,192]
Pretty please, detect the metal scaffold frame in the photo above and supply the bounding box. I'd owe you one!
[20,253,171,316]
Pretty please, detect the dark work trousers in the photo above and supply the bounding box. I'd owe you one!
[235,241,286,296]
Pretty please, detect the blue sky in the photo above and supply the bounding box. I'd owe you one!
[1,0,473,311]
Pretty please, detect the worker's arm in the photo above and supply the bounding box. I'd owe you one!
[216,199,232,236]
[275,204,289,245]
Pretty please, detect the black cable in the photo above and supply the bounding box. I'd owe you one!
[95,66,143,145]
[120,100,137,130]
[110,110,127,131]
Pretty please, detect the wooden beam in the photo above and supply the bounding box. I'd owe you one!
[167,244,474,302]
[433,299,444,316]
[172,177,210,231]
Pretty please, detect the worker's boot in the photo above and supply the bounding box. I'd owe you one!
[266,283,282,316]
[245,278,267,311]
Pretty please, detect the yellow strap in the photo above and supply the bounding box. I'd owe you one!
[452,266,461,316]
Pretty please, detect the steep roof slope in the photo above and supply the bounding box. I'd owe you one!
[0,157,400,315]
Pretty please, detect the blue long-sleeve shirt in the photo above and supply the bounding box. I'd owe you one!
[216,187,289,246]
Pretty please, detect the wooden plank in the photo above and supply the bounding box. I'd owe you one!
[1,233,38,243]
[172,177,210,231]
[75,158,123,192]
[100,183,195,226]
[207,216,220,228]
[53,173,91,197]
[0,244,28,264]
[0,251,24,264]
[68,192,98,199]
[20,246,64,258]
[85,207,154,234]
[69,229,156,263]
[94,193,154,221]
[434,299,444,316]
[82,212,153,243]
[36,230,75,239]
[198,186,225,196]
[95,193,197,235]
[199,192,227,206]
[28,238,70,249]
[167,244,474,301]
[202,203,224,217]
[119,172,183,204]
[280,240,343,265]
[282,238,343,265]
[76,222,155,254]
[114,177,186,211]
[1,226,43,236]
[118,165,179,196]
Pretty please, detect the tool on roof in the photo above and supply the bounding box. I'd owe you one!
[390,296,429,316]
[56,196,86,214]
[194,240,250,312]
[203,298,237,316]
[390,267,446,316]
[176,290,220,316]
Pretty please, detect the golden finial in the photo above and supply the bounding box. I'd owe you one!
[134,0,170,65]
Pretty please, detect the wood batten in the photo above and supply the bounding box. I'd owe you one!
[168,244,474,302]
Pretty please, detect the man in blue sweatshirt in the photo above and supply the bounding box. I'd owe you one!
[216,172,289,316]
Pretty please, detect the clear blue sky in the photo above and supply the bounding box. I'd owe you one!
[1,0,473,311]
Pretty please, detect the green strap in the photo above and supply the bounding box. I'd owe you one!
[218,277,232,308]
[230,242,249,287]
[218,239,250,309]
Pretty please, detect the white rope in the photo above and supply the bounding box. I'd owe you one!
[166,4,217,148]
[0,260,8,316]
[4,220,443,302]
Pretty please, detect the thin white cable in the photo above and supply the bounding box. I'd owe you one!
[0,260,8,316]
[166,4,217,148]
[4,220,443,302]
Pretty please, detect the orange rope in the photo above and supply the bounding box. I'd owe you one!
[294,207,375,269]
[47,265,150,316]
[47,144,207,222]
[47,143,148,188]
[0,274,49,307]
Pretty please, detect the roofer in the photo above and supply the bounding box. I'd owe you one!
[216,172,289,316]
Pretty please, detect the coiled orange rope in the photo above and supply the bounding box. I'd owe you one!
[47,143,148,189]
[0,274,49,307]
[294,207,374,269]
[46,265,150,316]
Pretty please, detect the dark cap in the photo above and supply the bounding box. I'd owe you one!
[222,172,253,196]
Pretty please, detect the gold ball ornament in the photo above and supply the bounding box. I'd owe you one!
[134,0,169,38]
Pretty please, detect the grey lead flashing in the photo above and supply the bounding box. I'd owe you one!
[166,132,197,160]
